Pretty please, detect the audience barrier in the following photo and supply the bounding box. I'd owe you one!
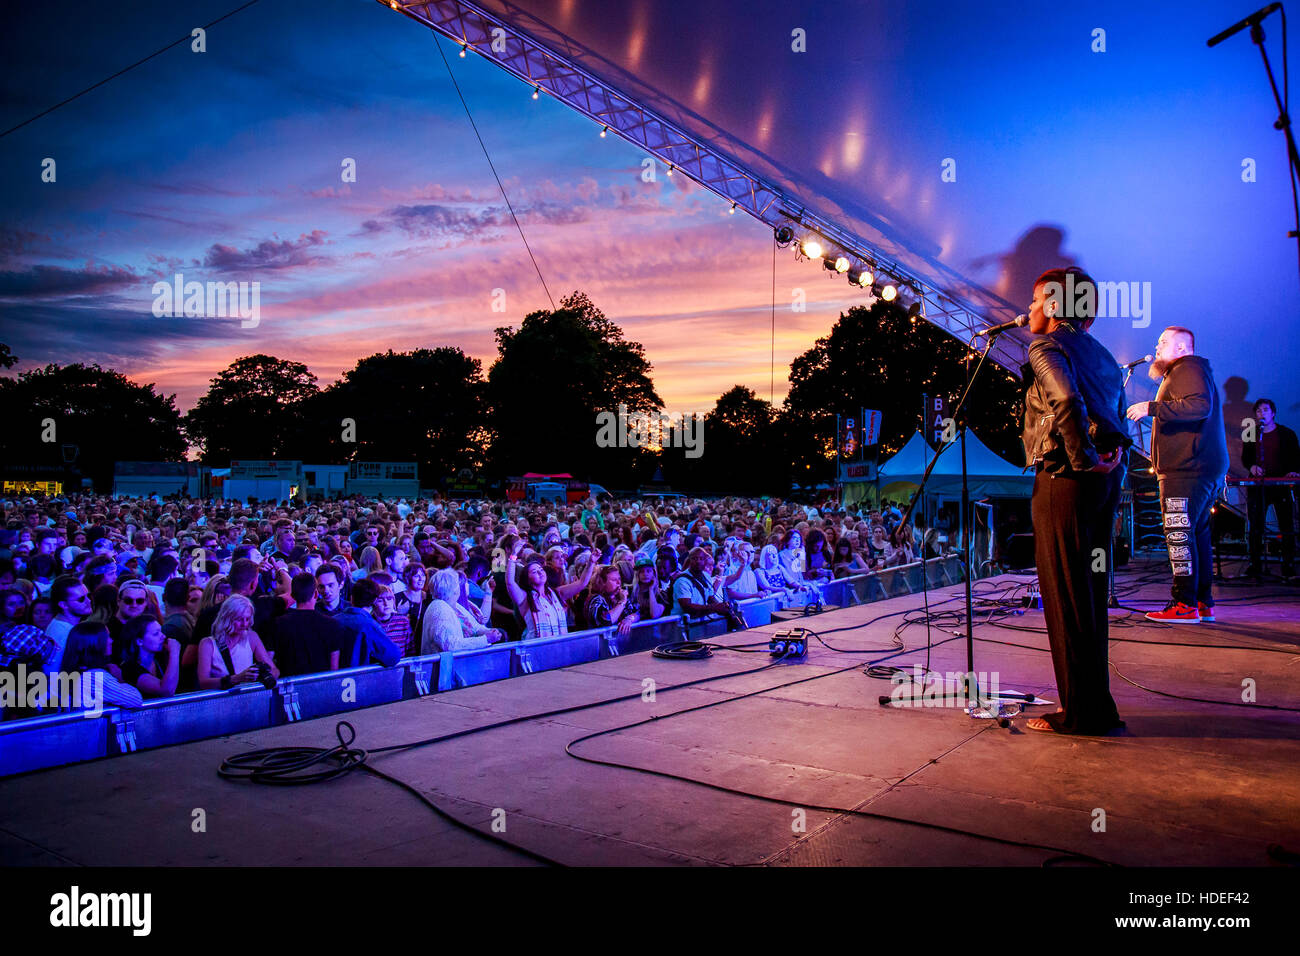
[0,556,964,776]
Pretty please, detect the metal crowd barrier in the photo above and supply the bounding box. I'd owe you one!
[0,556,963,777]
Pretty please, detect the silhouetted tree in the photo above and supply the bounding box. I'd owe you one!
[303,347,490,481]
[0,363,185,490]
[184,354,319,463]
[488,291,661,483]
[784,299,1025,473]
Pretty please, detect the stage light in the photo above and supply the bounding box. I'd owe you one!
[774,225,795,245]
[907,301,923,319]
[532,86,540,99]
[729,202,736,214]
[460,43,468,57]
[600,125,608,137]
[667,164,675,176]
[880,283,898,301]
[833,255,850,273]
[802,239,823,259]
[848,267,873,288]
[389,0,399,8]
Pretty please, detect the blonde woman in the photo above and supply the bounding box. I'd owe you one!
[354,546,382,582]
[197,594,277,690]
[199,573,232,616]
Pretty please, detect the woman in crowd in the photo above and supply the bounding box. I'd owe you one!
[803,528,834,582]
[421,568,503,653]
[582,564,633,632]
[400,563,429,631]
[354,545,381,582]
[629,556,668,624]
[61,621,143,709]
[199,572,231,619]
[758,544,819,604]
[832,538,872,578]
[119,615,182,699]
[196,594,277,690]
[870,524,906,568]
[505,545,569,640]
[777,529,807,582]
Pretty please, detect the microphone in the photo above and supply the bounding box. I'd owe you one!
[975,314,1028,337]
[1119,354,1153,370]
[1207,3,1281,47]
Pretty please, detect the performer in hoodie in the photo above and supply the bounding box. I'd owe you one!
[1126,326,1228,623]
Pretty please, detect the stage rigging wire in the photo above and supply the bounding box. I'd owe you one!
[0,0,263,140]
[432,31,556,310]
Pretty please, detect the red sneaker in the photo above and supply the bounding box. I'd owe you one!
[1146,602,1201,624]
[1198,603,1215,623]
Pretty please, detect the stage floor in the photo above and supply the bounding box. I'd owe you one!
[3,558,1298,867]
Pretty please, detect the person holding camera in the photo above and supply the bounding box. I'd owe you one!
[197,594,278,691]
[672,547,746,631]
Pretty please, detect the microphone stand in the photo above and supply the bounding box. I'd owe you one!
[891,331,1030,718]
[1109,363,1141,607]
[1211,5,1300,283]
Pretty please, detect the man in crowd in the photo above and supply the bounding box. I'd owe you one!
[270,572,345,677]
[44,574,92,668]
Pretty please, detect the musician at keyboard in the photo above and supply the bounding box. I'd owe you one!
[1241,398,1300,578]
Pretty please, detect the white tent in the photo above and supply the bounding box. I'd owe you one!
[877,431,1033,501]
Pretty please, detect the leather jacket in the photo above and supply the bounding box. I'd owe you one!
[1021,323,1130,475]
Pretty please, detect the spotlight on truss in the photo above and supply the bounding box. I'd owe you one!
[848,267,874,288]
[801,239,823,259]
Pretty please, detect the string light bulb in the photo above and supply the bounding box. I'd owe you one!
[600,125,607,137]
[459,43,468,57]
[532,86,540,99]
[729,202,736,214]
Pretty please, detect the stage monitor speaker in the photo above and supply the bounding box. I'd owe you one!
[1004,533,1036,570]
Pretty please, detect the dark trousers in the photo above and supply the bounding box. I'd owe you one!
[1158,476,1218,606]
[1247,485,1296,567]
[1032,467,1123,734]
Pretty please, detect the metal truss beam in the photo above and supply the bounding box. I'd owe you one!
[378,0,1046,403]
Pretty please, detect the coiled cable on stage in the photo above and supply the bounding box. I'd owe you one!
[652,641,713,660]
[218,721,366,785]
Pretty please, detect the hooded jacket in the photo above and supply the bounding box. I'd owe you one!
[1150,355,1228,480]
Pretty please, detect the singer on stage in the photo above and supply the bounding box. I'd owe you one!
[1126,327,1228,622]
[1020,267,1129,735]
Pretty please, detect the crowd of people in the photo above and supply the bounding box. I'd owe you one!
[0,491,932,718]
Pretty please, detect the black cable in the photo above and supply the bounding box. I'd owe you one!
[431,32,556,310]
[562,650,1116,867]
[0,0,262,139]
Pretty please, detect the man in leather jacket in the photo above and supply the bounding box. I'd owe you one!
[1020,267,1127,735]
